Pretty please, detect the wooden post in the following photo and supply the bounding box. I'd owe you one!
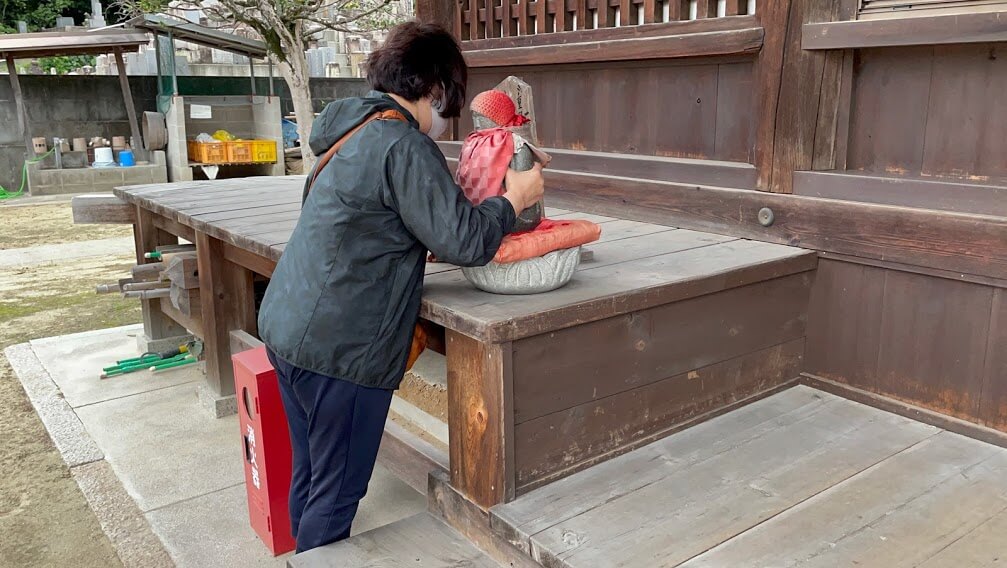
[417,0,457,35]
[754,0,848,193]
[195,230,257,398]
[752,0,793,191]
[5,55,34,157]
[135,207,189,342]
[446,331,515,510]
[767,0,846,194]
[114,49,146,161]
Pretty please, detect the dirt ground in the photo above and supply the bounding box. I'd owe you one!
[0,197,141,567]
[0,201,133,250]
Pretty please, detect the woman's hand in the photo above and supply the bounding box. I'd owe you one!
[503,163,545,215]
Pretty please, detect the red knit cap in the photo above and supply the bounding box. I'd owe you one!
[471,90,524,126]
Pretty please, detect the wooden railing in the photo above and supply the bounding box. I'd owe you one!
[457,0,757,40]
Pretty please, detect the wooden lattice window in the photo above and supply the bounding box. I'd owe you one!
[859,0,1007,19]
[458,0,756,40]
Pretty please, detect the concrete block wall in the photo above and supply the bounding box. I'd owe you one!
[0,75,155,194]
[26,151,167,195]
[184,95,256,139]
[1,75,368,192]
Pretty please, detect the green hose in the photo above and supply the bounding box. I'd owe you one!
[150,356,198,372]
[0,148,56,200]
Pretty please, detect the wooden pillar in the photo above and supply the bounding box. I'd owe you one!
[5,55,34,157]
[752,0,793,191]
[417,0,457,36]
[446,331,515,510]
[114,49,146,161]
[135,207,189,341]
[195,230,257,398]
[753,0,848,193]
[767,0,847,194]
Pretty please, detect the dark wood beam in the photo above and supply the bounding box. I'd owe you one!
[543,170,1007,280]
[464,26,763,67]
[438,142,759,188]
[417,0,457,36]
[768,0,844,194]
[752,0,793,190]
[793,170,1007,218]
[804,11,1007,50]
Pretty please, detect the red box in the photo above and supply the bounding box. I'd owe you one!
[232,347,296,555]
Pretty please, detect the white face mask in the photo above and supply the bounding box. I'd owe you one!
[427,98,448,140]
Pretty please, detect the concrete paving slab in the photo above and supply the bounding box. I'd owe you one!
[351,463,429,536]
[145,483,284,568]
[31,324,197,408]
[4,342,104,467]
[0,236,135,268]
[76,381,245,512]
[13,324,429,568]
[145,464,426,568]
[72,460,174,568]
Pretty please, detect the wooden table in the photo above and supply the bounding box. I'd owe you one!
[103,176,817,510]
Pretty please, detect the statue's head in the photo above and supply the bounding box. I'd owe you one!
[471,90,530,130]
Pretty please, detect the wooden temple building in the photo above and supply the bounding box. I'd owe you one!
[74,0,1007,565]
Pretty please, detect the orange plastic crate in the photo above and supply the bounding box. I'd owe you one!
[225,141,254,163]
[188,141,227,164]
[251,140,277,163]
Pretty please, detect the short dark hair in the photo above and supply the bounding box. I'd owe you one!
[365,21,468,118]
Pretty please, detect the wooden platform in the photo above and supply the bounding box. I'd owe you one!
[106,176,818,508]
[491,385,1007,568]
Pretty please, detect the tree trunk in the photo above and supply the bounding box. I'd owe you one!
[278,50,317,172]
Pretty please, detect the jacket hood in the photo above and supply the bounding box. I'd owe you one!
[308,91,419,156]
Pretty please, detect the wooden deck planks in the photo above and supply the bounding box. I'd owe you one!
[492,385,1007,568]
[679,431,1005,567]
[421,240,816,342]
[918,506,1007,568]
[492,385,836,550]
[526,391,938,568]
[794,451,1007,568]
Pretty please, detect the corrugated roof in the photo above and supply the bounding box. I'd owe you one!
[127,14,268,58]
[0,29,150,58]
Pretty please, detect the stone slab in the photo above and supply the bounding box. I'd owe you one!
[4,343,104,468]
[145,466,426,568]
[145,483,285,568]
[72,460,174,568]
[75,381,246,512]
[31,324,197,408]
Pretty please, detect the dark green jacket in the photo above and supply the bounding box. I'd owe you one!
[258,92,516,389]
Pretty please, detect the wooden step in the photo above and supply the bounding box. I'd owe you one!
[490,385,1007,567]
[287,512,519,568]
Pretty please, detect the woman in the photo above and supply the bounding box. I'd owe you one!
[256,21,544,552]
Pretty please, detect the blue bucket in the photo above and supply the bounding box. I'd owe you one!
[118,149,135,167]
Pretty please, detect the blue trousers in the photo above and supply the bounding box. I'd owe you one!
[266,349,393,553]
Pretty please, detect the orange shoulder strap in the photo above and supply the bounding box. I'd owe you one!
[304,108,408,198]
